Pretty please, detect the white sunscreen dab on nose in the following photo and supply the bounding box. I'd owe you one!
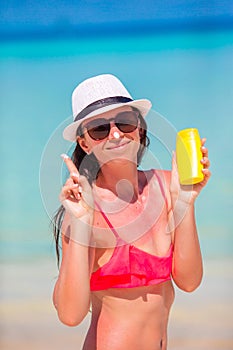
[113,131,120,139]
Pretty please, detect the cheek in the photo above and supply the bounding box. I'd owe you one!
[79,134,99,154]
[127,128,141,144]
[90,142,105,160]
[130,139,141,155]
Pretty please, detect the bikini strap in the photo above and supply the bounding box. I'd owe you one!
[94,200,121,239]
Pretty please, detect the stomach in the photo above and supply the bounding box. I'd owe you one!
[83,281,175,350]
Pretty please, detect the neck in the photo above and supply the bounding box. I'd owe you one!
[96,160,139,202]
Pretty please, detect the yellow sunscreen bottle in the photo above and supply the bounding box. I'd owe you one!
[176,128,204,185]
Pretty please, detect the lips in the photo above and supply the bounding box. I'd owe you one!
[106,141,130,150]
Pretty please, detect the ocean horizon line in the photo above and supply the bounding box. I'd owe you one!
[1,16,233,42]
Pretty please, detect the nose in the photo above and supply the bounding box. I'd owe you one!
[108,122,124,140]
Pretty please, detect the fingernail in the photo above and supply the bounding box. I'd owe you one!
[61,153,69,160]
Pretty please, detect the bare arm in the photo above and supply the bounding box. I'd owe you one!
[171,200,203,292]
[53,154,94,326]
[53,214,94,326]
[169,140,211,292]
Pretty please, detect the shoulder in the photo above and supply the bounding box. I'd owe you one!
[151,169,171,185]
[151,169,172,211]
[158,169,171,184]
[140,168,171,188]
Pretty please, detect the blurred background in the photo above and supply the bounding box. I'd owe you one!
[1,1,233,349]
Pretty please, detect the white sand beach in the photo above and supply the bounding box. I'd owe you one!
[1,257,233,350]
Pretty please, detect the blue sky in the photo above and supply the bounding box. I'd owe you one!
[1,0,233,36]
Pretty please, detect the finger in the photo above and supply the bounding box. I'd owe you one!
[64,173,80,188]
[65,177,75,186]
[69,182,83,200]
[201,156,210,168]
[61,154,80,179]
[201,146,208,158]
[202,168,211,178]
[201,137,207,147]
[202,167,211,175]
[60,183,79,201]
[201,168,211,185]
[64,177,80,197]
[200,138,209,158]
[62,183,79,196]
[64,171,89,202]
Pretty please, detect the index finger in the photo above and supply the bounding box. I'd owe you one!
[61,154,80,177]
[200,138,208,158]
[201,137,207,147]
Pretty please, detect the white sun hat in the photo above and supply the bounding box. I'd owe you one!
[63,74,152,142]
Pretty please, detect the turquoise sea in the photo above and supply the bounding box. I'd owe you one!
[1,29,233,261]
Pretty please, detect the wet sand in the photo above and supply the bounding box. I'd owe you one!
[1,257,233,349]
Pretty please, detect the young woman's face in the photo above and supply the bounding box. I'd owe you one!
[77,106,141,166]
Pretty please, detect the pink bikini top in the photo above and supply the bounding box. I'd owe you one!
[90,171,173,291]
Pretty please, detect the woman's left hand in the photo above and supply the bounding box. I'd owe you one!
[170,138,211,206]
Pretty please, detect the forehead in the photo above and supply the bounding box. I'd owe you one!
[82,106,133,126]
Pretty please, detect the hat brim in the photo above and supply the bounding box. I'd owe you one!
[63,99,152,142]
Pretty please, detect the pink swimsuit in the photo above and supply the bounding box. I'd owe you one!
[90,172,173,291]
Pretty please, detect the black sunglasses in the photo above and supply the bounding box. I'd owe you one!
[82,110,140,141]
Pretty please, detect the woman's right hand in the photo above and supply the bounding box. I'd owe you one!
[59,154,94,219]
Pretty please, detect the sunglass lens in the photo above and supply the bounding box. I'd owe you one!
[86,119,110,140]
[116,111,139,133]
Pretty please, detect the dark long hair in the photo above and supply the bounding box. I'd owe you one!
[53,110,150,267]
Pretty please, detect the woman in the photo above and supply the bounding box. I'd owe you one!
[52,74,211,350]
